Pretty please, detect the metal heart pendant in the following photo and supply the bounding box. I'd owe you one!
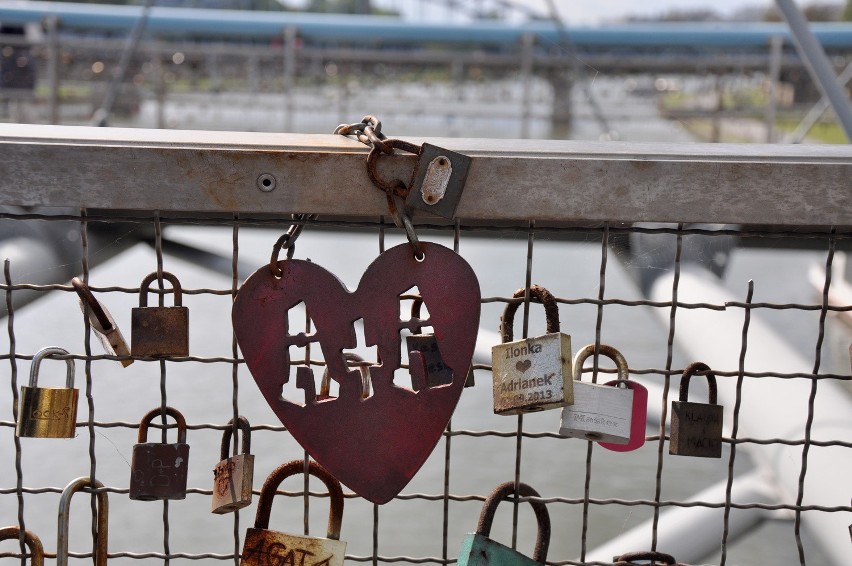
[232,242,481,504]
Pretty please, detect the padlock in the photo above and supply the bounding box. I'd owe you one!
[491,285,572,415]
[58,477,108,566]
[240,459,347,566]
[16,347,78,439]
[614,551,678,565]
[129,406,190,501]
[407,296,474,390]
[669,362,723,458]
[457,481,550,566]
[212,416,255,514]
[559,344,634,444]
[131,271,189,357]
[405,142,472,219]
[72,277,132,367]
[314,353,372,402]
[0,526,45,565]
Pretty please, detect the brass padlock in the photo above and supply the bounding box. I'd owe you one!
[559,344,634,444]
[240,459,347,566]
[457,481,550,566]
[72,277,132,367]
[131,271,189,357]
[57,477,108,566]
[407,296,474,390]
[212,416,255,514]
[129,406,190,501]
[16,347,78,439]
[670,362,723,458]
[491,285,572,415]
[0,526,45,565]
[405,142,472,219]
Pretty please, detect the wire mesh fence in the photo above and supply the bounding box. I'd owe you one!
[0,135,851,566]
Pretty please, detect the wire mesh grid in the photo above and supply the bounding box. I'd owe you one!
[0,211,850,566]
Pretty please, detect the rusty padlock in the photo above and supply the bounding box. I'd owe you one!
[405,143,472,219]
[407,296,474,390]
[129,406,190,501]
[0,526,45,565]
[457,481,550,566]
[16,347,78,439]
[314,353,372,402]
[670,362,723,458]
[212,416,255,514]
[72,277,132,367]
[240,459,346,566]
[58,477,108,566]
[491,285,572,415]
[131,271,189,357]
[559,344,634,444]
[614,551,679,565]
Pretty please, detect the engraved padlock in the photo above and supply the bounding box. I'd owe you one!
[129,406,190,501]
[16,347,78,439]
[406,142,472,219]
[58,477,108,566]
[212,416,255,514]
[0,526,45,565]
[131,271,189,357]
[491,285,572,415]
[559,344,634,444]
[72,277,132,367]
[240,459,347,566]
[407,296,474,390]
[457,481,550,566]
[669,362,723,458]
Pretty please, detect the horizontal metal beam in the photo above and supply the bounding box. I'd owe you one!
[0,124,850,226]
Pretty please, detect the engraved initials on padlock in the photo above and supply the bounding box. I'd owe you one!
[0,526,45,566]
[457,481,551,566]
[212,416,255,514]
[129,407,190,501]
[491,285,572,415]
[240,460,346,566]
[16,347,78,439]
[669,362,723,458]
[405,143,472,219]
[131,271,189,357]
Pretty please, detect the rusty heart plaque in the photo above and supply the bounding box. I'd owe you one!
[233,242,480,504]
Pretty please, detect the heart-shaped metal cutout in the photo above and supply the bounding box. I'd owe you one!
[233,242,480,504]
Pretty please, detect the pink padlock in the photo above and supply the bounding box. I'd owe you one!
[598,379,648,452]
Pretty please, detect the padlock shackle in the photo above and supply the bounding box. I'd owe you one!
[57,477,108,566]
[679,362,717,404]
[614,551,676,565]
[254,459,344,540]
[572,344,629,382]
[71,277,114,331]
[320,353,372,400]
[500,285,560,343]
[476,481,551,563]
[138,271,183,307]
[410,295,425,334]
[0,526,45,566]
[137,406,187,444]
[219,415,251,460]
[29,347,75,388]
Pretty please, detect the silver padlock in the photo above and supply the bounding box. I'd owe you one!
[491,285,572,415]
[559,344,634,444]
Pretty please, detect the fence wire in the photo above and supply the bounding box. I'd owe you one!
[1,211,851,566]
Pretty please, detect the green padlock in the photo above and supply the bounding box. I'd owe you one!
[457,481,550,566]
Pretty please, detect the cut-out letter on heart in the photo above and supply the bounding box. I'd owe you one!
[233,242,481,504]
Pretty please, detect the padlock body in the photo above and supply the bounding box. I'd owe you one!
[491,333,572,415]
[131,306,189,357]
[16,386,78,438]
[129,442,190,500]
[81,297,132,367]
[457,533,541,566]
[406,143,472,219]
[407,334,474,390]
[559,381,633,444]
[240,528,346,566]
[212,453,255,514]
[669,401,723,458]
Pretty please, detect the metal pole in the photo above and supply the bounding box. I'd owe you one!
[519,33,534,139]
[44,15,59,125]
[765,36,784,143]
[775,0,852,141]
[784,62,852,143]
